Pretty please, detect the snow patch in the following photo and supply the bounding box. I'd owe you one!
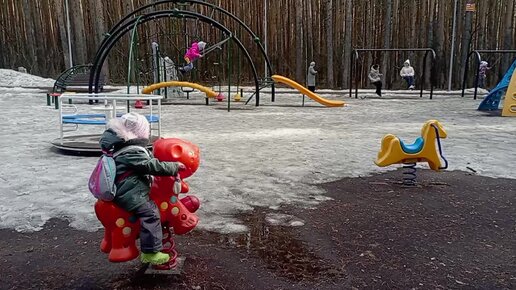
[0,85,514,234]
[265,213,305,227]
[0,69,55,87]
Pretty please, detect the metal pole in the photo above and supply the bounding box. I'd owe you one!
[228,38,232,112]
[65,0,73,68]
[264,0,268,79]
[448,0,458,91]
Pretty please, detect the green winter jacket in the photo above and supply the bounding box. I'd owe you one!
[99,129,180,212]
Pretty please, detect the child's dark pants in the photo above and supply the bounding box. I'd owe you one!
[478,75,486,88]
[403,76,415,88]
[308,86,316,93]
[373,81,382,96]
[133,201,163,253]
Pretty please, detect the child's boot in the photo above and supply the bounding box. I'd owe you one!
[140,252,170,265]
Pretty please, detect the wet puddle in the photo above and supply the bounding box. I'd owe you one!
[197,209,340,282]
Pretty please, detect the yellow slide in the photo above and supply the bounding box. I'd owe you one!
[271,75,345,107]
[142,81,218,98]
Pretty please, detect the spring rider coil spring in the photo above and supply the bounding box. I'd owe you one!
[152,224,179,270]
[402,162,417,186]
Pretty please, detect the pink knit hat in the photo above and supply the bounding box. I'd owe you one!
[108,112,150,140]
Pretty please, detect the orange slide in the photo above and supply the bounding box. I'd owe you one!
[142,81,218,98]
[271,75,345,107]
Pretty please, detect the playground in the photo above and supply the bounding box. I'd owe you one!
[0,0,515,289]
[0,71,515,288]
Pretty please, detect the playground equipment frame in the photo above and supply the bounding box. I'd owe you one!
[54,93,163,153]
[90,1,274,106]
[350,48,436,99]
[461,50,516,99]
[90,10,260,106]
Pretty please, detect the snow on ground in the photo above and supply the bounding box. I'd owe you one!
[0,69,55,87]
[0,70,514,234]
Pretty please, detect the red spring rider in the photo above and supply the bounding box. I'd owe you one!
[95,138,201,270]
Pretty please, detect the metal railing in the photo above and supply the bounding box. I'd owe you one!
[57,94,163,144]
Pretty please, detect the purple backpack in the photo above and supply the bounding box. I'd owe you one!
[88,146,148,201]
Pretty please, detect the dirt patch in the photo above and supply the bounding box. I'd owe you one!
[294,169,516,289]
[0,169,514,289]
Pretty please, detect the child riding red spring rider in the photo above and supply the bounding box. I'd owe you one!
[95,138,200,270]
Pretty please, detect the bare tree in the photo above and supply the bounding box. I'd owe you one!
[341,0,352,88]
[382,0,393,89]
[88,0,110,78]
[460,0,475,83]
[502,0,515,70]
[53,0,71,69]
[21,0,38,73]
[70,0,87,65]
[324,0,334,87]
[295,0,304,82]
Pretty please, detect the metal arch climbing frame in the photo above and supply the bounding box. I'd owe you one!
[461,50,516,100]
[127,16,144,93]
[89,10,260,106]
[103,0,273,79]
[350,48,436,99]
[126,15,144,112]
[94,0,274,105]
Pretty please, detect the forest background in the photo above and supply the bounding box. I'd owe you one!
[0,0,515,89]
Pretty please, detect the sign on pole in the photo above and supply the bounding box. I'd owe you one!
[466,3,476,12]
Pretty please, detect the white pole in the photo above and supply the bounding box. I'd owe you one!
[448,0,458,91]
[65,0,73,68]
[264,0,268,79]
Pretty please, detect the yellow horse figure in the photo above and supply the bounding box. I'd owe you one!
[375,120,448,171]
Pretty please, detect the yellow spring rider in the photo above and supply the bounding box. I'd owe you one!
[375,120,448,185]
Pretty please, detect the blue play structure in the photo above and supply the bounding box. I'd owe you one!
[478,59,516,111]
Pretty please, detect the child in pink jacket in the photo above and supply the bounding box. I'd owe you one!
[179,41,207,73]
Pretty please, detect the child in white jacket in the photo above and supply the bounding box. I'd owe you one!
[400,59,415,89]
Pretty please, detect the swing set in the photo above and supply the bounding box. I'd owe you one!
[350,48,436,99]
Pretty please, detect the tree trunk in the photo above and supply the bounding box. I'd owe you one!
[342,0,352,89]
[425,0,436,87]
[70,0,87,65]
[295,0,304,82]
[460,0,474,84]
[21,0,38,74]
[411,0,418,48]
[88,0,110,79]
[382,0,392,89]
[435,1,446,87]
[324,0,334,87]
[1,0,12,67]
[305,0,314,61]
[34,0,51,74]
[54,0,72,69]
[502,0,515,71]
